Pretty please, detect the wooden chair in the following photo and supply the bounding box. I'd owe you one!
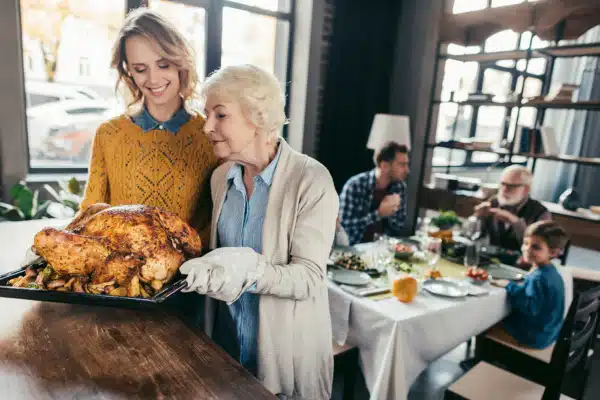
[333,342,359,400]
[446,286,600,400]
[475,284,599,393]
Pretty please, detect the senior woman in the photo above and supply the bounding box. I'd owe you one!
[179,64,338,399]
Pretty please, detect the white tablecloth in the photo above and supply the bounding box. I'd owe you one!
[329,244,574,400]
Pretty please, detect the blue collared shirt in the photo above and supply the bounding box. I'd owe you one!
[131,106,191,134]
[216,142,282,376]
[339,169,407,245]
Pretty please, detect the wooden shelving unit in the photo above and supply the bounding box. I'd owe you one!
[415,0,600,252]
[439,0,600,46]
[427,143,600,167]
[425,0,600,173]
[440,42,600,63]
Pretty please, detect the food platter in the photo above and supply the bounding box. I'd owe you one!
[0,259,187,309]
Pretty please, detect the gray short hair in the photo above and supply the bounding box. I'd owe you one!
[200,64,287,142]
[502,165,533,186]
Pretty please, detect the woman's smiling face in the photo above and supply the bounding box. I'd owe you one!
[125,35,181,108]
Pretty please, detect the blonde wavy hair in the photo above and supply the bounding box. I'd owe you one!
[110,8,199,113]
[200,64,288,142]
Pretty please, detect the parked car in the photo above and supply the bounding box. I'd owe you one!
[27,99,113,163]
[25,80,104,107]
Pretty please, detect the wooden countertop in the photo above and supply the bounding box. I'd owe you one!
[0,220,275,399]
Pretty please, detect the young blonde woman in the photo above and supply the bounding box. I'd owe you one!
[81,8,218,244]
[179,65,338,399]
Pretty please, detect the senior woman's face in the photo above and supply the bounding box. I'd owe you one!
[203,94,257,160]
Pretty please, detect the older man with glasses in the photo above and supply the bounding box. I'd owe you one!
[474,165,551,251]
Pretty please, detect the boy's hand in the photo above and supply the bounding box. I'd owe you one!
[490,278,510,288]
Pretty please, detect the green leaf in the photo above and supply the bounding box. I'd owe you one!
[62,199,79,211]
[33,200,51,220]
[14,186,34,218]
[1,208,26,221]
[31,189,40,217]
[43,184,62,202]
[67,177,81,195]
[8,183,26,200]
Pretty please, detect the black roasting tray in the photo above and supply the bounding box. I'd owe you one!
[0,260,187,309]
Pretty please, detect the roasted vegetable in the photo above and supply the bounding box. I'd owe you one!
[47,279,66,289]
[128,276,140,297]
[335,254,368,271]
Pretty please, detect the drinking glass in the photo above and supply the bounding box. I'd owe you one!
[464,242,481,269]
[424,237,442,269]
[464,216,482,241]
[373,235,392,272]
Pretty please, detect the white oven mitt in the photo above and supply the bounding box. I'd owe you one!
[179,247,265,304]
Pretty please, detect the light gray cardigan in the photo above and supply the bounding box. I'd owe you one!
[205,139,338,399]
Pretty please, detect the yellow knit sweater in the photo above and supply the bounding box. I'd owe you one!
[81,114,218,246]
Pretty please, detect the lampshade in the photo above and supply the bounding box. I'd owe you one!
[366,114,411,151]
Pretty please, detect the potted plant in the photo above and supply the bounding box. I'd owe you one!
[0,182,51,221]
[44,177,83,219]
[429,210,462,242]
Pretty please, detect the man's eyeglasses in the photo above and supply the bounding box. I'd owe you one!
[500,182,525,190]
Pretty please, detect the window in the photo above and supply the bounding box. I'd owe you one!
[20,0,294,172]
[20,0,125,169]
[228,0,292,12]
[434,1,550,167]
[221,7,290,84]
[149,0,207,79]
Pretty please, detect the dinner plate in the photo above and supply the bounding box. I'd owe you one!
[328,269,371,286]
[422,279,469,298]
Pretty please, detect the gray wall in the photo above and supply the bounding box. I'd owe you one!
[0,0,28,199]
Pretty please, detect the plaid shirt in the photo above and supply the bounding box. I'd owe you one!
[339,169,407,245]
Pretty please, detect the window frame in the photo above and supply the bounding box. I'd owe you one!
[21,0,295,174]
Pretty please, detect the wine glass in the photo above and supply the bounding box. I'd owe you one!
[424,237,442,269]
[373,235,392,272]
[464,216,482,241]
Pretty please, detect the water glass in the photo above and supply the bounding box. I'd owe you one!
[424,237,442,269]
[464,242,481,269]
[464,216,482,241]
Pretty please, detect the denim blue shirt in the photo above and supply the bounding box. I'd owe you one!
[216,142,282,376]
[131,106,190,134]
[504,264,565,349]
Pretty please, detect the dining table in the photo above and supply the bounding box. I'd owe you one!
[328,241,574,400]
[0,219,275,399]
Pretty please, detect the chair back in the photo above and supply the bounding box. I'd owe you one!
[543,285,600,400]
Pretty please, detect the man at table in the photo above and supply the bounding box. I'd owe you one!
[474,165,551,251]
[339,141,409,245]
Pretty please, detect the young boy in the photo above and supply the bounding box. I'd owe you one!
[491,220,568,349]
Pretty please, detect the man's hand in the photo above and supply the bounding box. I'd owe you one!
[474,201,492,217]
[378,194,401,217]
[490,278,510,288]
[489,208,519,224]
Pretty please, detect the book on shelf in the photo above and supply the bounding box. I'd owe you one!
[539,126,559,155]
[513,125,559,155]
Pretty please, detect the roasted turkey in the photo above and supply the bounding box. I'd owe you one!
[31,203,201,295]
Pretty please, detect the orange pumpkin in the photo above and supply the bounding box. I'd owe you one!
[392,275,418,303]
